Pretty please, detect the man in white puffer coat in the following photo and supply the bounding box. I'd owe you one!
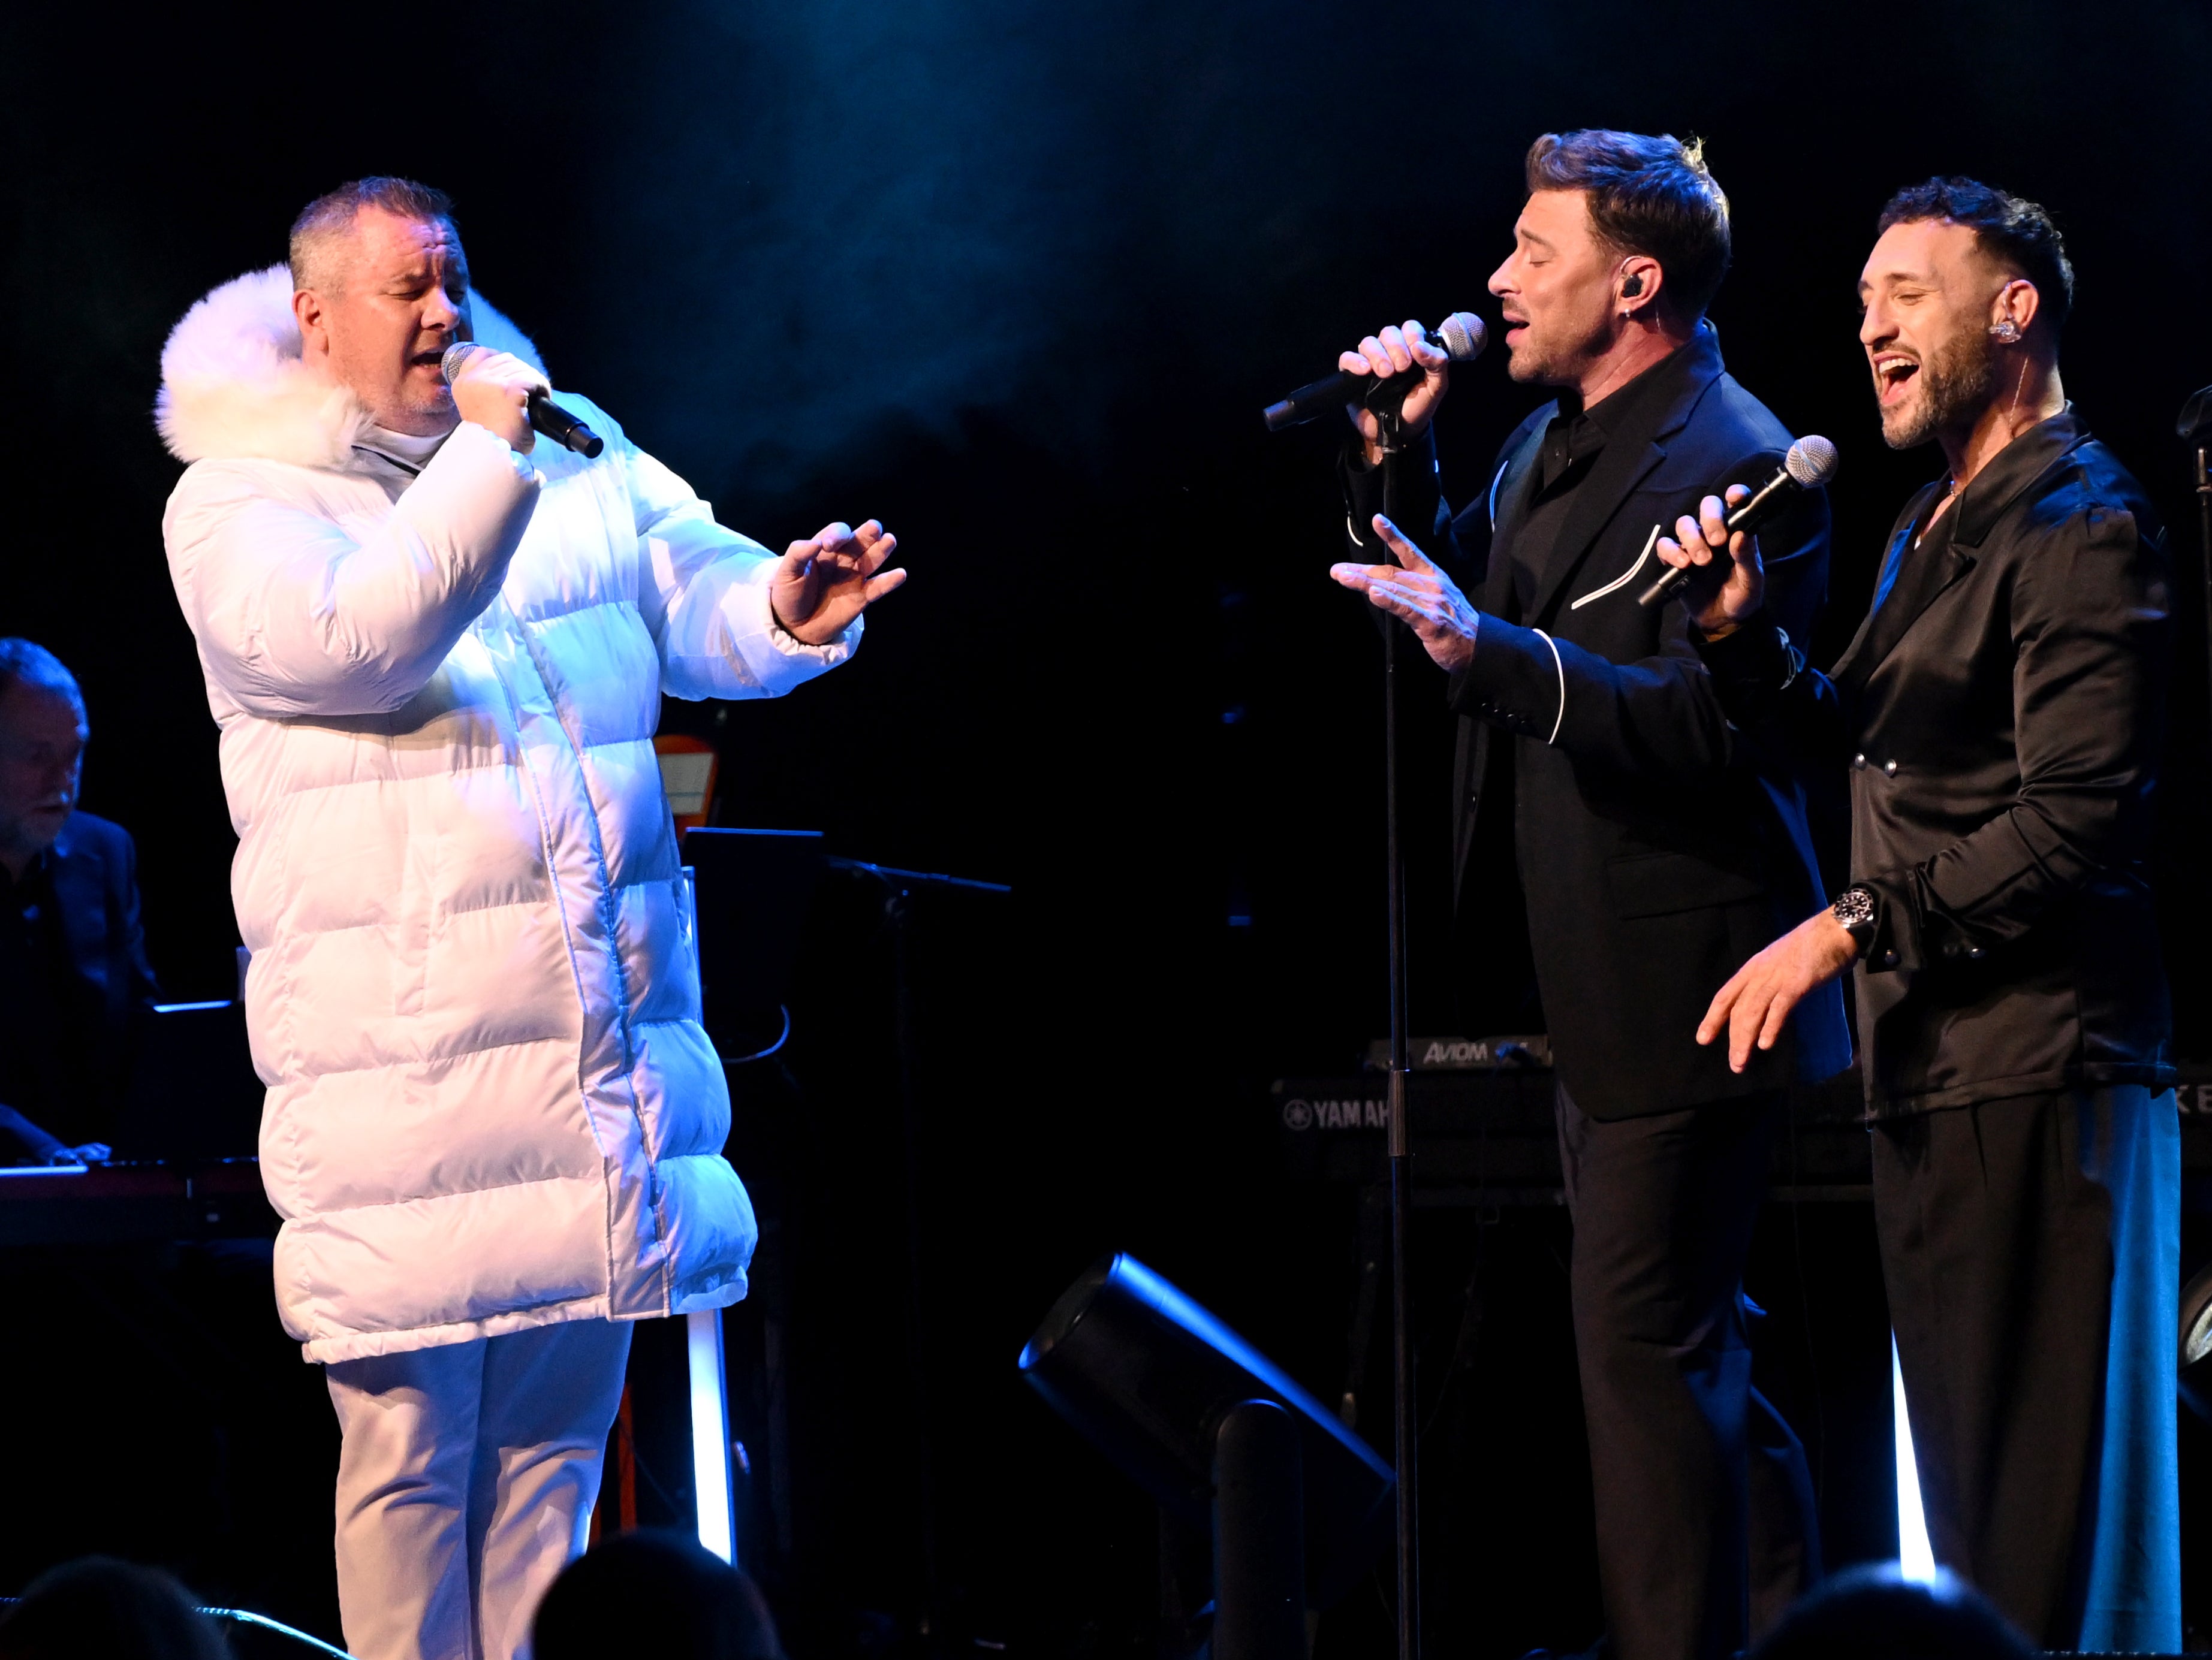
[156,177,905,1660]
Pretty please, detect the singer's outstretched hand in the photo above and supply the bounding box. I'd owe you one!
[1653,484,1762,636]
[1697,908,1860,1073]
[1329,515,1478,674]
[1340,321,1451,464]
[770,520,907,645]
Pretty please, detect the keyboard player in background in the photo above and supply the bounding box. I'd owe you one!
[0,638,161,1167]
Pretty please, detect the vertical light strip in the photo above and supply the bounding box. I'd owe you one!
[687,1308,736,1564]
[1892,1335,1934,1581]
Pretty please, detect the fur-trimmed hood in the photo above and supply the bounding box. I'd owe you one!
[154,264,549,469]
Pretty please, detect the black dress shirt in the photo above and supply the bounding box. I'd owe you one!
[1456,349,1685,623]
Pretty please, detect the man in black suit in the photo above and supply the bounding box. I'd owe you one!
[0,638,161,1166]
[1658,179,2178,1652]
[1328,131,1849,1660]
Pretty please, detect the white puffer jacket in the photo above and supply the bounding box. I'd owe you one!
[157,267,854,1362]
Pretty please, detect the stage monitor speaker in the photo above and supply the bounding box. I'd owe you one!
[1018,1252,1393,1611]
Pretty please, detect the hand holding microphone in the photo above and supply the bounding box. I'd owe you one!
[1337,320,1459,461]
[1263,312,1487,446]
[1642,436,1839,624]
[441,343,605,458]
[1652,485,1768,634]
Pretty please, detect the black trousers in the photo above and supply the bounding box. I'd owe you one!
[1557,1083,1818,1660]
[1873,1087,2180,1651]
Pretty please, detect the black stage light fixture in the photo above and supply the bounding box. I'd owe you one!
[1018,1252,1394,1639]
[2180,1258,2212,1422]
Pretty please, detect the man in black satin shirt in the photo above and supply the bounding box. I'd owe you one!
[1327,132,1846,1660]
[1658,179,2179,1653]
[0,638,159,1166]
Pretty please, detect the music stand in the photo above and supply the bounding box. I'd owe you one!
[613,828,827,1564]
[682,827,825,1061]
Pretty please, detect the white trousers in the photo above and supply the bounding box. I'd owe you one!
[325,1318,633,1660]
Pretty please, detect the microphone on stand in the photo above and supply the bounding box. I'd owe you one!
[1636,436,1840,607]
[441,343,606,458]
[1263,312,1487,432]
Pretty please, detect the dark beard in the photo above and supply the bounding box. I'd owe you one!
[1882,329,1997,450]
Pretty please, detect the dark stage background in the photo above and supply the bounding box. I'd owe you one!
[6,2,2212,1655]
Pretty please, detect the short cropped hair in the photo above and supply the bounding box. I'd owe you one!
[1877,176,2073,328]
[1525,129,1732,320]
[289,176,457,292]
[0,638,81,705]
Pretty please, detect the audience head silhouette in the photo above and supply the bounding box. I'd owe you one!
[1749,1563,2036,1660]
[532,1531,785,1660]
[0,1558,230,1660]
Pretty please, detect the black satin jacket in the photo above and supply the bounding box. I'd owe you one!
[1699,408,2175,1116]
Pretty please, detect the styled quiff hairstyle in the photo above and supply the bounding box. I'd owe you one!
[1876,176,2073,330]
[1524,130,1732,321]
[288,176,457,292]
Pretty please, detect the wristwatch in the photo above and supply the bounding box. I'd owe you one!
[1831,885,1877,953]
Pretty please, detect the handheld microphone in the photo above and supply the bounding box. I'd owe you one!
[440,343,606,458]
[1636,436,1840,608]
[1262,312,1487,432]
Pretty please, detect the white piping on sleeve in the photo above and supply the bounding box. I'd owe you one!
[1533,628,1566,746]
[1571,523,1663,610]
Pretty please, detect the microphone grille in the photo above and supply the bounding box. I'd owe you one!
[1784,434,1840,488]
[439,342,483,385]
[1435,311,1488,364]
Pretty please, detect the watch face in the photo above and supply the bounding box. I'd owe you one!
[1834,888,1876,933]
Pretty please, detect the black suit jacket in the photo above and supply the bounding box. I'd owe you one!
[20,812,161,1140]
[1346,324,1852,1118]
[1699,407,2173,1114]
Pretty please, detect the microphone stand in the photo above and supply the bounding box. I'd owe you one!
[1305,390,1451,1660]
[825,858,1013,1653]
[2200,439,2212,757]
[2183,386,2212,752]
[1382,608,1421,1660]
